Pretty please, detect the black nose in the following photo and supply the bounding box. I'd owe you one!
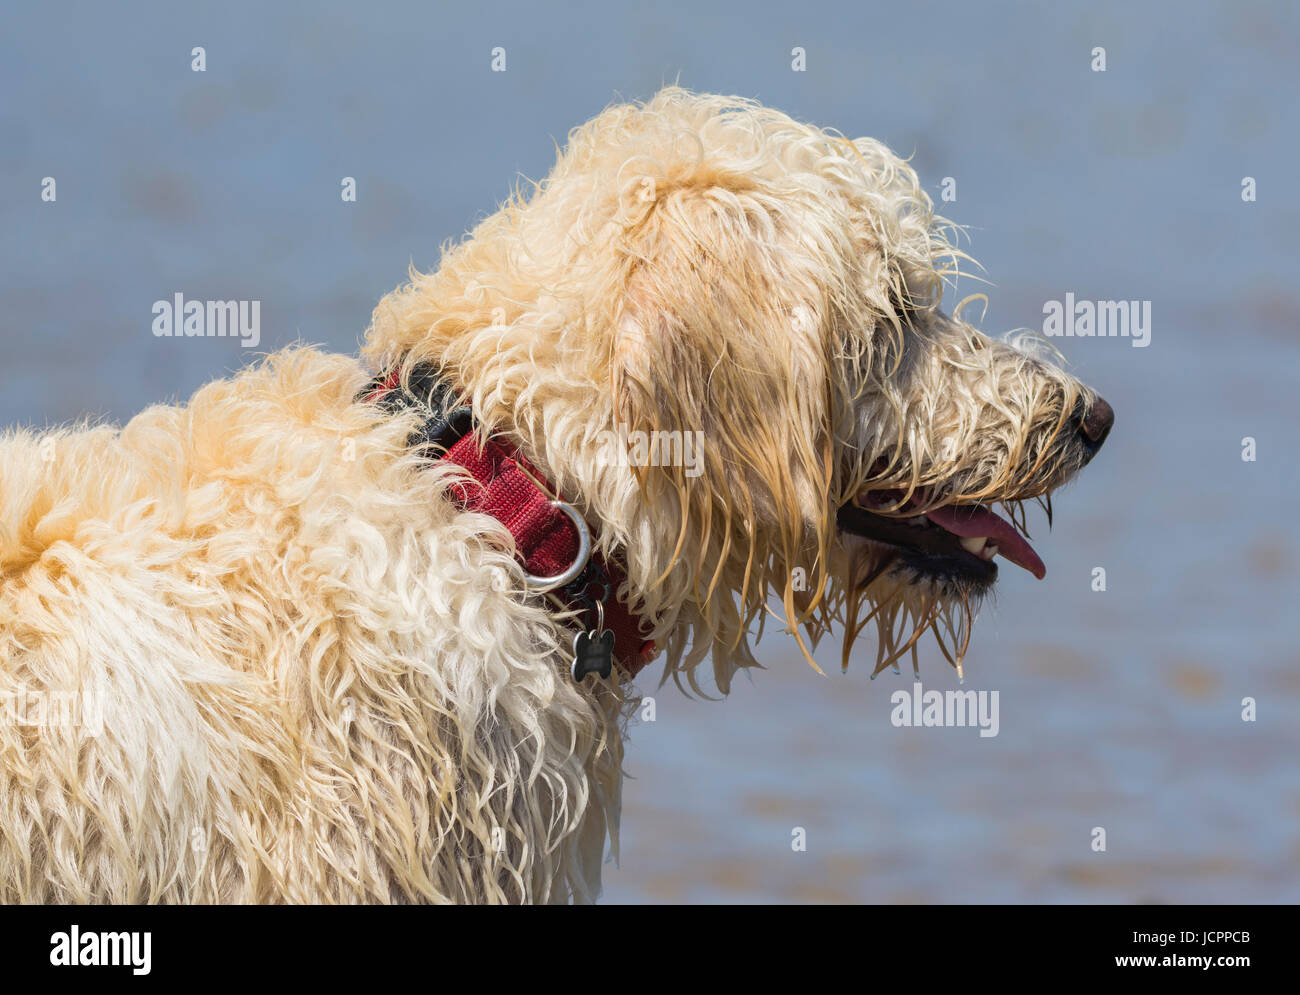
[1075,395,1114,455]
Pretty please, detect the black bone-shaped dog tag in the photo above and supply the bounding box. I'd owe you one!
[572,629,614,681]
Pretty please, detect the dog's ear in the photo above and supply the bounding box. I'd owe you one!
[611,183,827,449]
[608,182,837,633]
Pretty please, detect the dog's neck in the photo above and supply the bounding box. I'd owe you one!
[362,362,658,680]
[362,292,770,688]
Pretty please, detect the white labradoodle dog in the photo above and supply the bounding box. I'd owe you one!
[0,88,1111,903]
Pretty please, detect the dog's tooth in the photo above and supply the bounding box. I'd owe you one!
[980,543,998,561]
[959,535,987,554]
[910,515,928,526]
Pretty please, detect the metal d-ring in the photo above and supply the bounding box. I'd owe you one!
[523,500,592,593]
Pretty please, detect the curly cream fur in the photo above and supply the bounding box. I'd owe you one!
[0,88,1104,902]
[0,351,623,902]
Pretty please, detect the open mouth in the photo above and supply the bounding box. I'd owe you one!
[836,489,1046,586]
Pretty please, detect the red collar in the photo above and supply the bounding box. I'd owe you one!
[364,366,656,680]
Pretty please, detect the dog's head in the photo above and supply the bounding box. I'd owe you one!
[365,88,1112,691]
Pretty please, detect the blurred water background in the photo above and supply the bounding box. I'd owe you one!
[1,0,1297,902]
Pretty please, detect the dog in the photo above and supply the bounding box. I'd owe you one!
[0,88,1111,903]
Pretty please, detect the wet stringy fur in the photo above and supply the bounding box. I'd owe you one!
[0,88,1099,902]
[366,88,1092,695]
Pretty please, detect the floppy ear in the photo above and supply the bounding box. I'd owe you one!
[611,183,828,474]
[608,182,837,634]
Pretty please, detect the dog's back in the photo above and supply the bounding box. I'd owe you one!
[0,348,616,902]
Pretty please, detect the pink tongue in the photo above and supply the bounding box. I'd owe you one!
[924,504,1047,579]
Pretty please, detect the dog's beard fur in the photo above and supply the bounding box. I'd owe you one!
[737,351,1090,688]
[825,493,1048,681]
[808,308,1096,683]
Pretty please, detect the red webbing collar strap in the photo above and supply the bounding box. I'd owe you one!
[365,368,656,679]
